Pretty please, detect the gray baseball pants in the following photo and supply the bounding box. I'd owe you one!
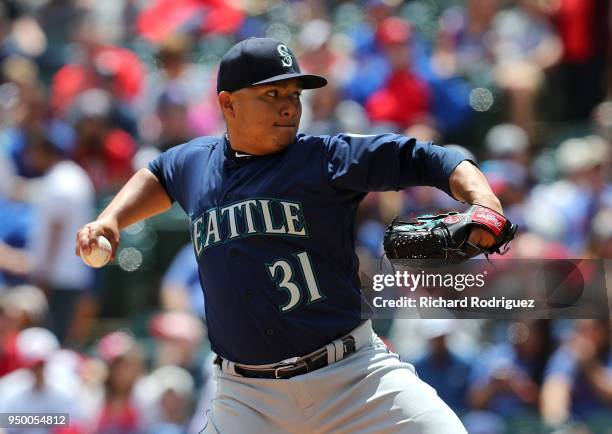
[202,320,467,434]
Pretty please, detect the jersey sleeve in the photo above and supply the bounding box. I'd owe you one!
[147,146,185,204]
[324,133,470,195]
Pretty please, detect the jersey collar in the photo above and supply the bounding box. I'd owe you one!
[224,134,255,160]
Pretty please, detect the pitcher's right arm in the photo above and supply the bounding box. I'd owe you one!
[75,168,172,258]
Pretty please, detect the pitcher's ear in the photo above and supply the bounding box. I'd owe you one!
[218,91,234,117]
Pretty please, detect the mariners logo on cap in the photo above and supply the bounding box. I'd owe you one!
[277,44,293,68]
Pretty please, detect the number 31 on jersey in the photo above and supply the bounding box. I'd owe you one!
[266,251,325,312]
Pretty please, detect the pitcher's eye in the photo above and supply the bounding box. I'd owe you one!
[266,90,277,97]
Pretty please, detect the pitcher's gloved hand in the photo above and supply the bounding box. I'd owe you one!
[383,204,517,268]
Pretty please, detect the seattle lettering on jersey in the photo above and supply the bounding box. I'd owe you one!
[190,198,308,257]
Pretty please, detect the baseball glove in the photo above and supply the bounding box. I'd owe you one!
[383,204,517,268]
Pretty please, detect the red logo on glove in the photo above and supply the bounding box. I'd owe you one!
[443,215,462,225]
[472,207,505,235]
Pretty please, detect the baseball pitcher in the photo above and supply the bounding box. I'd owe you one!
[76,37,513,433]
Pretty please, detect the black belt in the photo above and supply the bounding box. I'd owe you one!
[214,336,357,379]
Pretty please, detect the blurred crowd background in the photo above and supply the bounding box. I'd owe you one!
[0,0,611,433]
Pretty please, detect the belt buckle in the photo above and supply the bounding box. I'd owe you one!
[274,359,308,379]
[274,364,296,379]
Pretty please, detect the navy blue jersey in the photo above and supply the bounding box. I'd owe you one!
[149,133,467,364]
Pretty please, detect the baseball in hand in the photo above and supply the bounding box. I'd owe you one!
[80,235,112,268]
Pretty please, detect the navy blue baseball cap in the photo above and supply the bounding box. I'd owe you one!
[217,37,327,93]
